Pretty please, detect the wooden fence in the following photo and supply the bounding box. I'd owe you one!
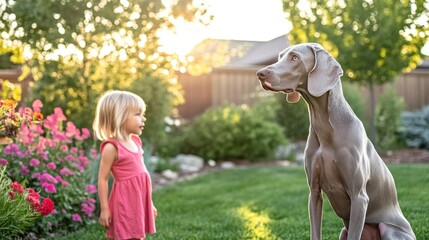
[178,67,429,120]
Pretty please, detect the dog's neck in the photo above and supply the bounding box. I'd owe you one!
[298,81,357,135]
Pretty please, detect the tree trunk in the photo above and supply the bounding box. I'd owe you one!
[368,84,377,147]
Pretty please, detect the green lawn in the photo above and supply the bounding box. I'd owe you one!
[60,164,429,239]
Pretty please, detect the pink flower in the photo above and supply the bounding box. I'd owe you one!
[37,198,55,216]
[46,162,57,170]
[72,213,82,222]
[41,183,57,193]
[81,128,90,139]
[85,184,97,194]
[29,158,40,167]
[59,167,74,176]
[61,181,70,187]
[81,198,96,217]
[54,107,67,121]
[32,99,43,112]
[40,173,58,183]
[60,145,68,152]
[11,182,24,193]
[0,158,8,165]
[90,149,99,159]
[8,191,15,200]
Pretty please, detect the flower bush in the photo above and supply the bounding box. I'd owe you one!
[0,100,99,237]
[0,99,43,138]
[0,167,54,239]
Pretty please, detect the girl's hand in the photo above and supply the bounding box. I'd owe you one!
[99,209,112,228]
[153,206,157,218]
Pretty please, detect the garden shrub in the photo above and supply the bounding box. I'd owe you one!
[0,167,54,239]
[180,103,286,161]
[399,106,429,149]
[275,93,310,140]
[342,82,366,122]
[0,100,98,237]
[275,82,366,140]
[375,87,404,150]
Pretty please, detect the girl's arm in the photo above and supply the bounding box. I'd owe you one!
[98,143,117,228]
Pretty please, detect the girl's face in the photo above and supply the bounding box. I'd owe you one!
[124,109,146,136]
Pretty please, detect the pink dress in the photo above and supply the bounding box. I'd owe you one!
[101,135,156,239]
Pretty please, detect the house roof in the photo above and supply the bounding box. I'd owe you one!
[227,35,289,67]
[190,35,429,70]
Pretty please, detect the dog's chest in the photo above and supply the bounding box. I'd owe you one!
[316,148,345,194]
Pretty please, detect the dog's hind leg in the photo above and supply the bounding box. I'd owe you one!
[339,224,380,240]
[379,222,416,240]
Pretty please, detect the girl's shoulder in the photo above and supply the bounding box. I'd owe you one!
[100,138,119,153]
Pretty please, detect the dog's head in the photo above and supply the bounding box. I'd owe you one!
[256,43,343,103]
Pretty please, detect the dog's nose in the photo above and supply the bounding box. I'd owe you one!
[256,69,270,80]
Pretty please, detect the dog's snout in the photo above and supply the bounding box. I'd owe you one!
[257,69,270,80]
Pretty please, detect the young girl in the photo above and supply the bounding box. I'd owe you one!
[93,90,156,239]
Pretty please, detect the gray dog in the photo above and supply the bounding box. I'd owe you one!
[256,43,415,240]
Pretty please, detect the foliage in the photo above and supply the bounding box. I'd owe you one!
[282,0,429,142]
[342,82,366,122]
[1,80,22,101]
[0,0,208,132]
[0,99,43,138]
[180,104,286,161]
[375,87,405,150]
[275,93,310,140]
[0,167,54,239]
[63,165,429,239]
[0,100,98,237]
[399,106,429,149]
[273,82,366,140]
[126,73,176,148]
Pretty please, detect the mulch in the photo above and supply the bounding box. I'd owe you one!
[152,148,429,190]
[381,148,429,164]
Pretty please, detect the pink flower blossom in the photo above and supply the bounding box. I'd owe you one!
[41,182,57,193]
[29,158,40,167]
[72,213,82,222]
[81,198,96,217]
[81,128,90,139]
[60,145,68,152]
[38,198,55,216]
[59,167,74,176]
[11,182,24,193]
[46,162,57,170]
[90,149,99,159]
[40,173,58,183]
[85,184,97,194]
[0,158,8,165]
[32,99,43,112]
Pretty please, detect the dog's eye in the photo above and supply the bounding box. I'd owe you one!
[291,55,299,61]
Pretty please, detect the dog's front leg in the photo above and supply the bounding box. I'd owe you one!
[338,151,369,240]
[346,186,369,239]
[305,155,323,239]
[309,175,323,240]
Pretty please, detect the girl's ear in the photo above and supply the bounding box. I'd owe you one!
[307,45,343,97]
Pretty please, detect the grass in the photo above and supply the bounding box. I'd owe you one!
[60,164,429,239]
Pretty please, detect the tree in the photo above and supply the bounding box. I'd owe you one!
[0,0,209,146]
[282,0,429,143]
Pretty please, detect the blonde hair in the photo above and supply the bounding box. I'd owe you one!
[93,90,146,141]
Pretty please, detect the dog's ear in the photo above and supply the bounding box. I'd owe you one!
[307,45,343,97]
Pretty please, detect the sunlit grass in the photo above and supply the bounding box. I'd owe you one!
[236,203,278,240]
[60,164,429,239]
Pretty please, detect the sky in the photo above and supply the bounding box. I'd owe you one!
[159,0,291,55]
[159,0,429,56]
